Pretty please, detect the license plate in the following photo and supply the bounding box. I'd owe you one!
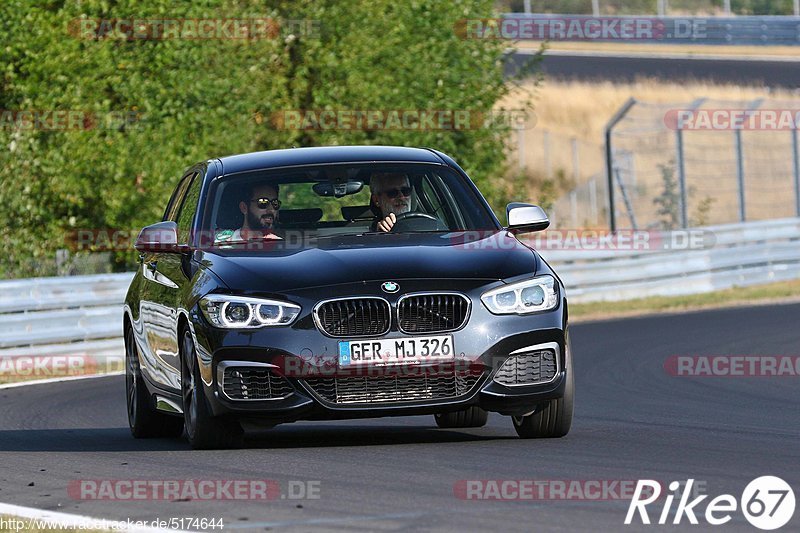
[338,335,455,367]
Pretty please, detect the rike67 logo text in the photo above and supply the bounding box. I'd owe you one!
[626,477,795,530]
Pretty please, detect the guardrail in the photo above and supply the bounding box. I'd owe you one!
[0,272,133,357]
[500,14,800,46]
[537,217,800,302]
[0,217,797,355]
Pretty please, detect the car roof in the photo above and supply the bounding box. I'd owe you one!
[216,146,446,175]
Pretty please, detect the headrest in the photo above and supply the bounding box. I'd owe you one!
[341,205,375,221]
[278,208,323,225]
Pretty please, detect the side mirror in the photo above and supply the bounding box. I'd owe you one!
[134,221,190,253]
[506,203,550,233]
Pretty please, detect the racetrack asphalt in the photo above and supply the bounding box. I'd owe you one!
[508,50,800,88]
[0,303,798,532]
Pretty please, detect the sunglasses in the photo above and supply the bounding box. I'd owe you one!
[382,187,412,199]
[250,197,281,209]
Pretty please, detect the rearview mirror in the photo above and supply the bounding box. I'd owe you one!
[506,203,550,233]
[313,181,364,198]
[135,221,190,253]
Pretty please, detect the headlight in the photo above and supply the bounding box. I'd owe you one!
[199,295,301,328]
[481,275,558,315]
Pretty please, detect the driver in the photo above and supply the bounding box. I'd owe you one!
[215,182,282,242]
[370,172,412,232]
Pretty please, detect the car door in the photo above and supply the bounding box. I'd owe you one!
[139,170,199,390]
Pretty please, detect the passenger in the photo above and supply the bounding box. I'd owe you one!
[369,172,412,232]
[216,183,282,242]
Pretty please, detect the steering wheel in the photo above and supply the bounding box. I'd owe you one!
[390,212,445,232]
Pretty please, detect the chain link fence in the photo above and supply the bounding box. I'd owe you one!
[520,98,800,230]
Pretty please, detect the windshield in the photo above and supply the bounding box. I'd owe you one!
[201,163,499,249]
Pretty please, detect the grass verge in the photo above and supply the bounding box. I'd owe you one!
[569,278,800,322]
[0,359,123,386]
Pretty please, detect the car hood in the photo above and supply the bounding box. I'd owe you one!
[198,231,538,293]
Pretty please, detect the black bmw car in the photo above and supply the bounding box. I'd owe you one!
[125,146,573,449]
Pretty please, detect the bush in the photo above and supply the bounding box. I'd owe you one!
[0,0,529,277]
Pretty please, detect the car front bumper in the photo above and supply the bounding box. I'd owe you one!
[189,281,569,423]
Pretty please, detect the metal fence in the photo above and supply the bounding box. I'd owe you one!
[528,98,800,231]
[1,217,798,354]
[604,97,800,231]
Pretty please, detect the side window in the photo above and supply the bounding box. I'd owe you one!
[163,172,193,222]
[175,173,202,244]
[420,173,459,228]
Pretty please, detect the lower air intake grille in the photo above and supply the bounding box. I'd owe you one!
[493,349,557,386]
[302,369,481,405]
[316,298,390,337]
[222,367,294,400]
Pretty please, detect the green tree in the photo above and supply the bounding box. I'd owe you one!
[0,0,534,278]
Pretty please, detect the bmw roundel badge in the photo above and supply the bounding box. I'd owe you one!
[381,281,399,293]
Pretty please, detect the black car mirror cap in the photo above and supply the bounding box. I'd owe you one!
[505,203,550,233]
[135,221,191,253]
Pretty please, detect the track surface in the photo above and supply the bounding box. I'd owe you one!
[1,303,799,532]
[508,51,800,88]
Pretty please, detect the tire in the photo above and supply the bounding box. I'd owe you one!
[181,330,243,450]
[125,326,184,439]
[512,341,574,439]
[435,406,489,428]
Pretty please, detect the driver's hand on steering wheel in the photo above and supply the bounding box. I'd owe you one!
[376,213,396,232]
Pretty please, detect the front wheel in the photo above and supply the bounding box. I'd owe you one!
[181,330,243,449]
[434,406,489,428]
[512,343,574,439]
[125,326,184,438]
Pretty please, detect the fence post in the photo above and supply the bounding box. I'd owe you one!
[735,99,763,223]
[724,0,732,15]
[604,98,637,233]
[675,129,688,228]
[614,165,638,230]
[658,0,666,16]
[795,0,799,17]
[592,0,600,16]
[675,98,706,228]
[544,130,552,178]
[793,127,800,216]
[570,191,578,228]
[589,178,598,225]
[571,137,580,185]
[523,0,531,14]
[735,129,746,222]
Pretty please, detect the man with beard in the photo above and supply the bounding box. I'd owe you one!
[370,172,413,232]
[215,183,282,242]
